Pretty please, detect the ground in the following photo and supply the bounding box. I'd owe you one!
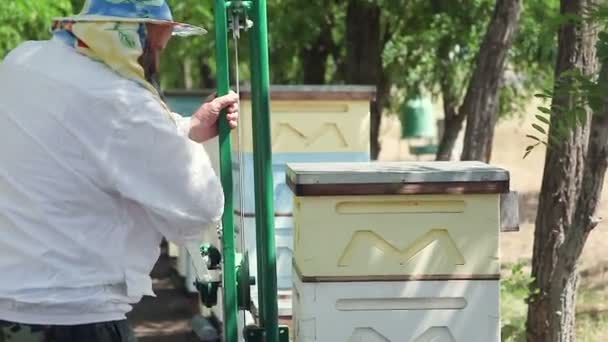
[128,101,608,340]
[127,253,201,342]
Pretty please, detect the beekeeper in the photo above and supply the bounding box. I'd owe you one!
[0,0,236,341]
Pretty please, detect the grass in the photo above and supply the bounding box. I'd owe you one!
[501,261,608,342]
[576,288,608,342]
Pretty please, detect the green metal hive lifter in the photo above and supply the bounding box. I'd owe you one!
[193,1,288,341]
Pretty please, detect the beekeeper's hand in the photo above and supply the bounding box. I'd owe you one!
[189,91,239,142]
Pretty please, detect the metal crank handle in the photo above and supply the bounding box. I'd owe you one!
[184,240,222,284]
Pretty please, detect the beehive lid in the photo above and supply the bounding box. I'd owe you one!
[240,85,376,101]
[286,161,510,196]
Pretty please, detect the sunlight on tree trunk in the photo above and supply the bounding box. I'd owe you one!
[182,58,193,89]
[459,0,523,162]
[435,103,465,161]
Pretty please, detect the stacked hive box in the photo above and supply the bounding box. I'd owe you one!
[165,86,375,318]
[233,85,374,317]
[286,161,509,342]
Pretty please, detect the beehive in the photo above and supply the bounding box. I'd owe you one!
[232,85,375,317]
[288,161,508,281]
[166,87,376,319]
[232,85,373,215]
[233,85,373,155]
[293,277,500,342]
[287,161,509,342]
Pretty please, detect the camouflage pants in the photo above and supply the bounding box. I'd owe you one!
[0,320,136,342]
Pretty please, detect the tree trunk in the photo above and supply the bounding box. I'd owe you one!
[344,0,385,159]
[435,99,465,160]
[526,1,598,341]
[199,55,216,89]
[460,0,522,162]
[432,2,465,161]
[435,36,465,161]
[182,58,193,89]
[345,0,381,84]
[301,13,334,84]
[371,66,391,160]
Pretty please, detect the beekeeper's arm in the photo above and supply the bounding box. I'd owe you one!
[100,93,237,246]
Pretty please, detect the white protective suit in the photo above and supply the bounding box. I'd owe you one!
[0,36,224,325]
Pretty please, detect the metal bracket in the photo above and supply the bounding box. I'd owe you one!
[227,1,253,39]
[243,325,289,342]
[201,243,222,269]
[237,251,256,310]
[196,280,220,308]
[196,247,257,311]
[196,243,223,308]
[500,191,520,232]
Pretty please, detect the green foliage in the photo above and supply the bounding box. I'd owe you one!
[71,0,86,13]
[576,288,608,341]
[0,0,564,121]
[525,73,588,158]
[384,0,492,103]
[0,0,74,59]
[500,261,537,342]
[524,4,608,158]
[384,0,558,119]
[501,0,560,120]
[160,0,215,89]
[500,261,608,341]
[266,0,344,83]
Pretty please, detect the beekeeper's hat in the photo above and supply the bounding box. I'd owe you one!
[54,0,206,37]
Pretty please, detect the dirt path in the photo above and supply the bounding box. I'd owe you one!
[127,254,201,342]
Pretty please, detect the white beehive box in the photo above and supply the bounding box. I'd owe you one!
[292,275,500,342]
[287,161,510,342]
[287,161,510,281]
[233,85,373,155]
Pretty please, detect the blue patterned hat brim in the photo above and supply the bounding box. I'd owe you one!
[52,15,207,37]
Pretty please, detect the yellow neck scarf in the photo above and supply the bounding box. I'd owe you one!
[54,20,176,124]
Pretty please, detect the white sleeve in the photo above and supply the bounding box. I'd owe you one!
[102,98,224,246]
[168,111,192,137]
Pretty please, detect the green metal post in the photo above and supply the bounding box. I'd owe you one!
[249,0,279,340]
[213,0,239,341]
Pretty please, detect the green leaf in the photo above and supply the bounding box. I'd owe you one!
[537,106,552,115]
[535,115,550,125]
[532,124,546,134]
[554,120,570,138]
[575,107,588,126]
[523,147,535,159]
[565,109,577,129]
[526,134,541,142]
